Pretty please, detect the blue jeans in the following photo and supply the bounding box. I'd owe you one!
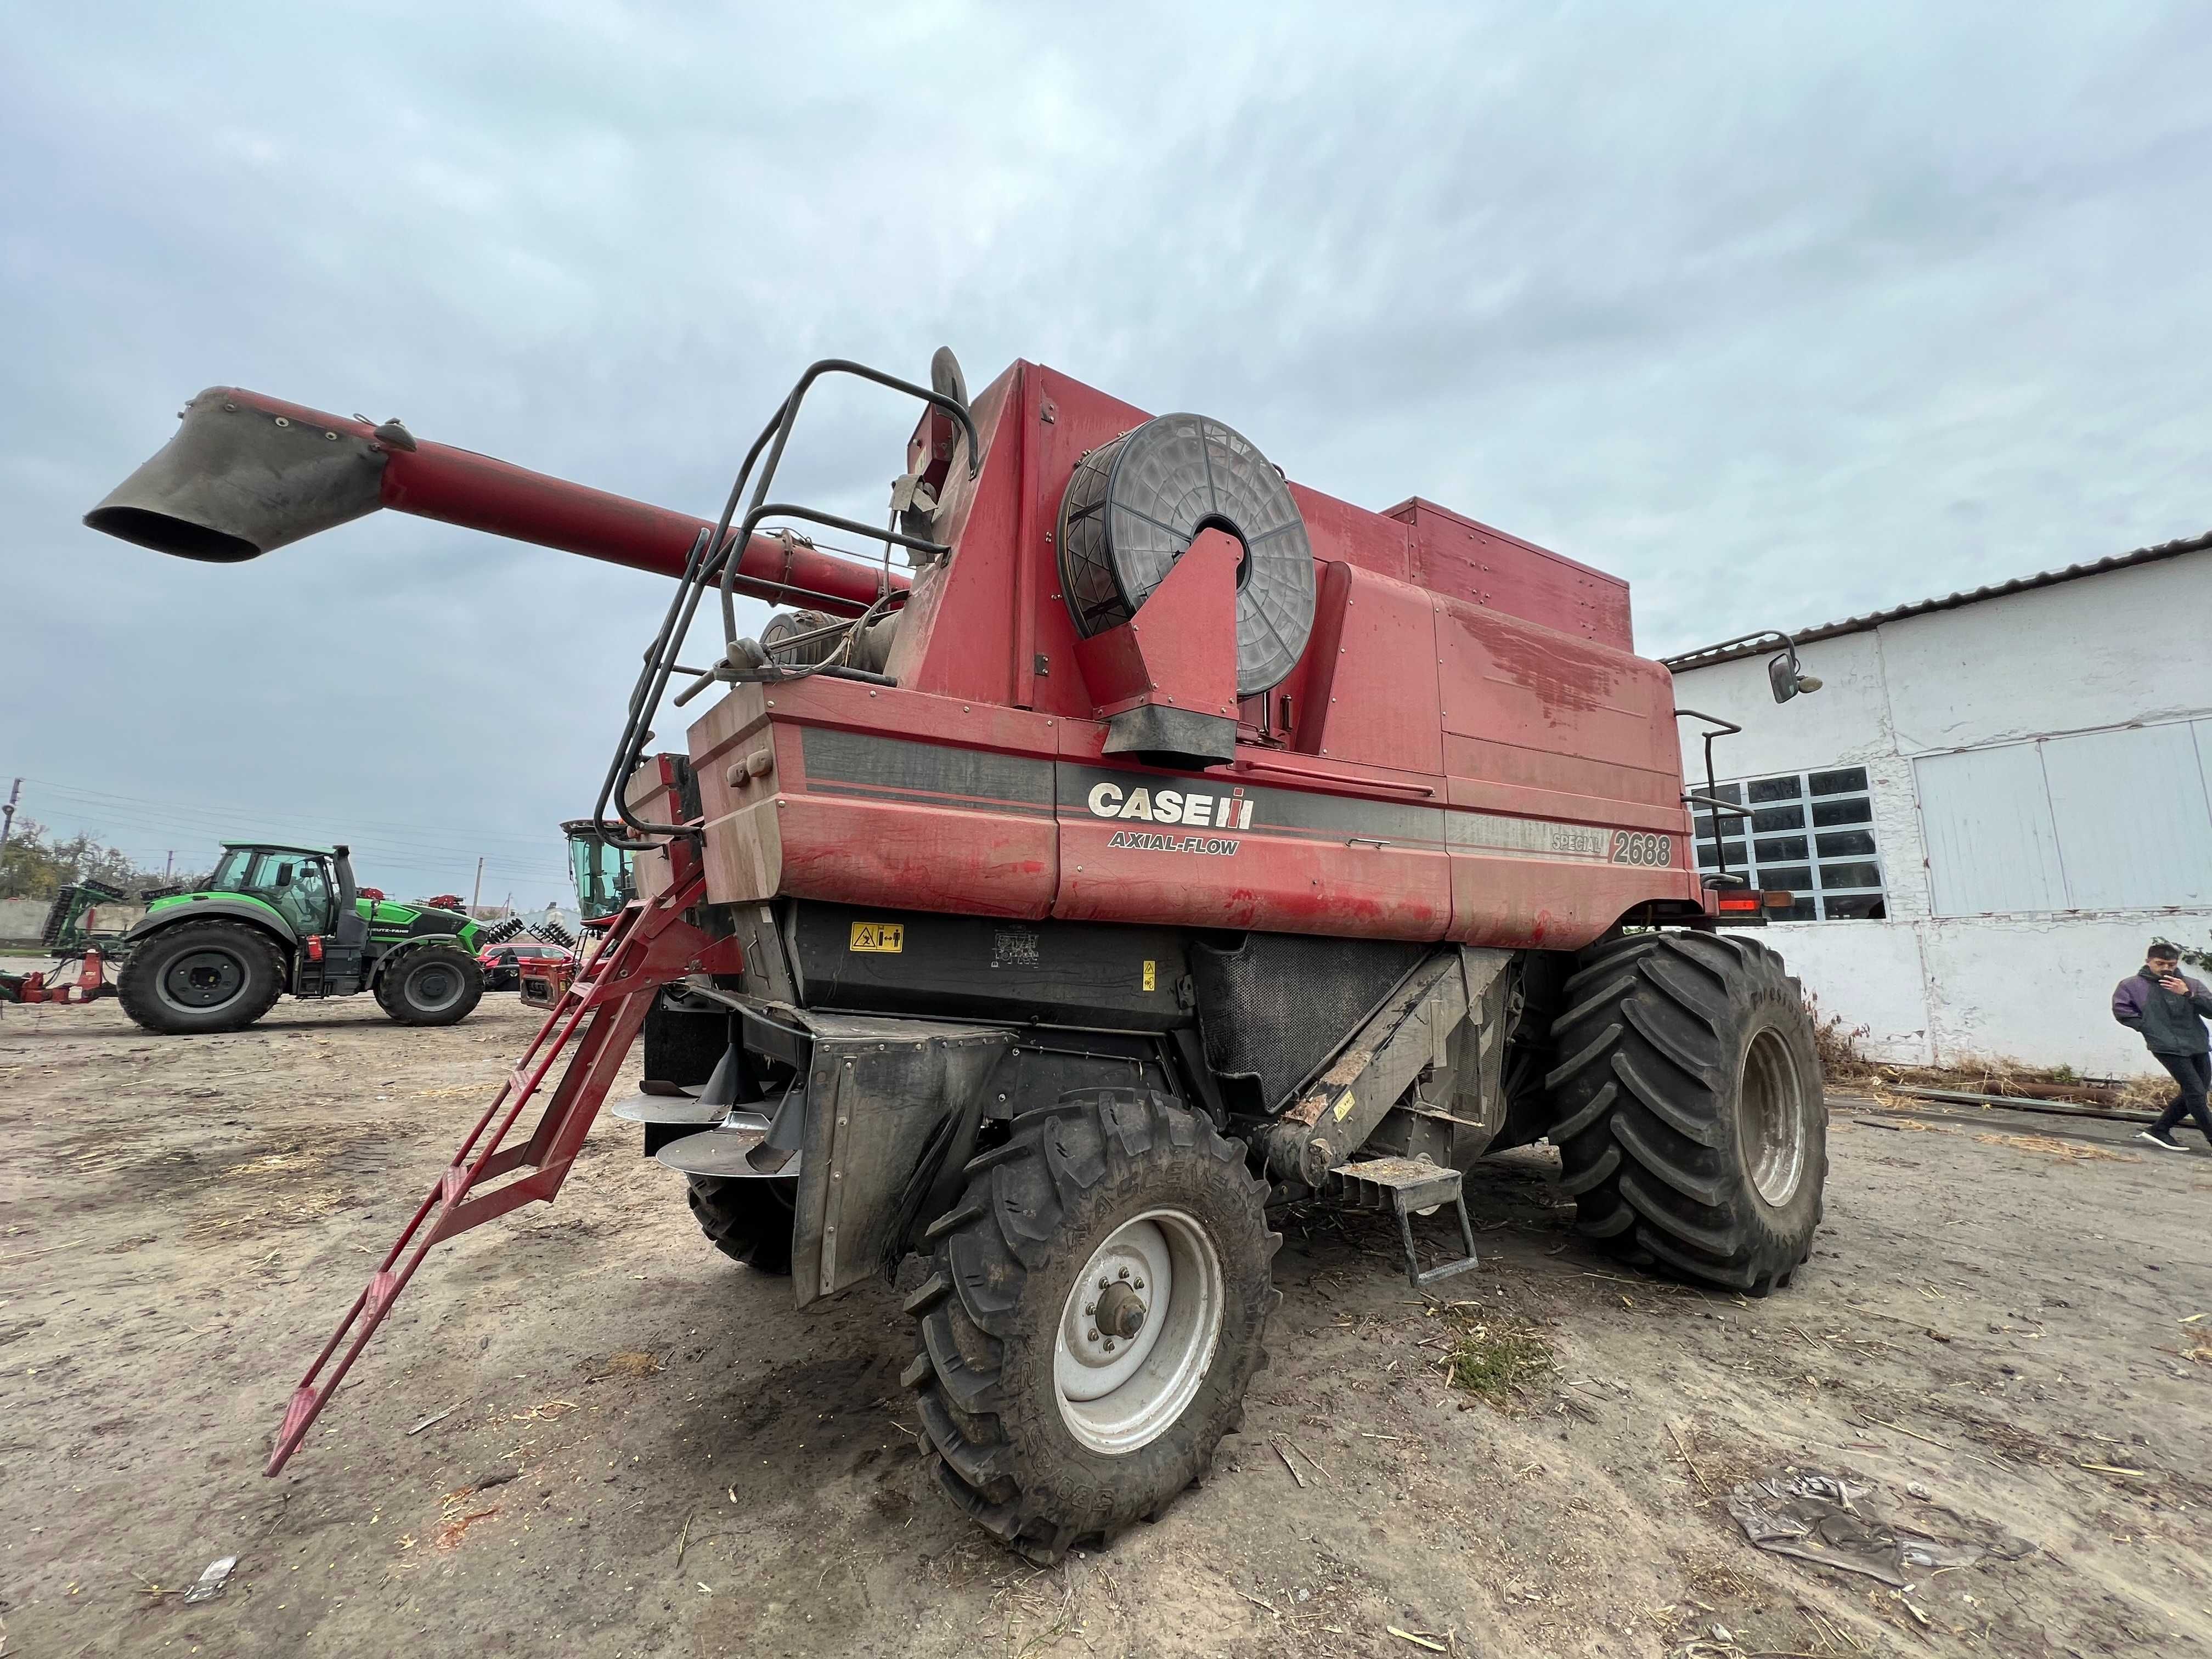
[2151,1051,2212,1141]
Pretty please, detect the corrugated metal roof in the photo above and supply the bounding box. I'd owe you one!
[1662,528,2212,672]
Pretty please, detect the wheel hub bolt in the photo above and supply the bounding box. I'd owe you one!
[1103,1338,1116,1353]
[1095,1280,1146,1340]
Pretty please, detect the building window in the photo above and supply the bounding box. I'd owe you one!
[1693,766,1886,919]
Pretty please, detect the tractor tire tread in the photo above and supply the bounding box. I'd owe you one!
[1547,931,1825,1294]
[686,1175,795,1275]
[115,918,286,1035]
[377,941,485,1026]
[910,1087,1277,1564]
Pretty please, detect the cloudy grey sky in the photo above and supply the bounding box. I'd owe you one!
[4,3,2208,902]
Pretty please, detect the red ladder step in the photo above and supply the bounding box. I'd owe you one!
[262,876,712,1475]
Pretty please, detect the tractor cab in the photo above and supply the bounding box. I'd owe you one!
[206,841,374,963]
[559,820,635,927]
[207,843,349,939]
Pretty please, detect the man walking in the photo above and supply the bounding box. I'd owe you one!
[2112,940,2212,1152]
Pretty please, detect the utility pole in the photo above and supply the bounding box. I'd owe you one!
[470,856,485,917]
[0,777,19,896]
[165,849,174,881]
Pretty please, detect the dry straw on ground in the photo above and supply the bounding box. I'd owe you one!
[1973,1132,2136,1164]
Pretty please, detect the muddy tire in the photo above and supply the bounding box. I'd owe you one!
[904,1088,1277,1564]
[1546,932,1825,1294]
[116,919,286,1035]
[685,1176,795,1275]
[377,944,484,1026]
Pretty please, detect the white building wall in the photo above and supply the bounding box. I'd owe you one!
[1673,550,2212,1078]
[0,897,145,945]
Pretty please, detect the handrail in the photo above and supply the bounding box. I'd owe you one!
[592,358,980,846]
[1673,707,1746,886]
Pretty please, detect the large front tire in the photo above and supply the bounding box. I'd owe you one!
[116,920,286,1035]
[1547,932,1825,1294]
[905,1089,1277,1564]
[377,944,484,1026]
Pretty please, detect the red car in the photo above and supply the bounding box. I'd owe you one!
[476,941,573,992]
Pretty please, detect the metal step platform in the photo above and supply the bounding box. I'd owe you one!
[1330,1156,1480,1289]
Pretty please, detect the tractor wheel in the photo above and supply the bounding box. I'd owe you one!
[905,1088,1277,1564]
[377,944,484,1026]
[1546,931,1825,1294]
[117,920,286,1035]
[685,1176,796,1274]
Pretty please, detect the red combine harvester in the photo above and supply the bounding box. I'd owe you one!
[88,353,1821,1560]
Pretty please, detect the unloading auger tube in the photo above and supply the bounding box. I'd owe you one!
[85,386,902,614]
[84,347,1827,1566]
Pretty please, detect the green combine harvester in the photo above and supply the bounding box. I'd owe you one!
[113,841,486,1034]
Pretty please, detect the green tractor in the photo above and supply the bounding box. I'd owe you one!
[115,841,487,1035]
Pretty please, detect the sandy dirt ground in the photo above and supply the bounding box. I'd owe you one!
[4,993,2210,1658]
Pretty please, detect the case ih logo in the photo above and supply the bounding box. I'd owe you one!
[1086,781,1255,831]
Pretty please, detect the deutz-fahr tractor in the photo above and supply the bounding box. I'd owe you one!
[113,841,486,1034]
[89,351,1825,1562]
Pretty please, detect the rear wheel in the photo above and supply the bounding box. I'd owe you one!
[116,920,286,1035]
[378,944,484,1026]
[905,1088,1277,1563]
[685,1175,795,1274]
[1546,931,1825,1294]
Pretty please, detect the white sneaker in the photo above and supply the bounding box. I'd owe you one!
[2137,1130,2187,1152]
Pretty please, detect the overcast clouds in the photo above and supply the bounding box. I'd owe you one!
[4,3,2208,901]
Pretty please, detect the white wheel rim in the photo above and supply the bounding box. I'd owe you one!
[1738,1026,1809,1206]
[1053,1207,1223,1456]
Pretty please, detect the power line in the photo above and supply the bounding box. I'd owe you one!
[10,814,568,883]
[16,802,566,866]
[12,780,576,876]
[16,776,584,850]
[2,792,573,890]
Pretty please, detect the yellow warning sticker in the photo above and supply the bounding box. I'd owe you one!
[1143,960,1156,991]
[1333,1091,1357,1122]
[849,921,905,953]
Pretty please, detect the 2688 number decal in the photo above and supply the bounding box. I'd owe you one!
[1610,831,1673,867]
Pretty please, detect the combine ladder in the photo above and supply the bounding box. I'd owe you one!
[265,867,715,1474]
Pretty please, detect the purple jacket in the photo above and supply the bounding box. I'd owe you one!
[2112,968,2212,1055]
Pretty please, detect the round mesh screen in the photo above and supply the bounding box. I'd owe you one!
[1055,413,1316,697]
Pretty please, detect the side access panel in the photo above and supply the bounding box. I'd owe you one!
[1432,594,1700,947]
[783,901,1189,1029]
[688,677,1060,919]
[789,1012,1015,1307]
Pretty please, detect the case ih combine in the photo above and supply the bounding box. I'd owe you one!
[88,352,1824,1561]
